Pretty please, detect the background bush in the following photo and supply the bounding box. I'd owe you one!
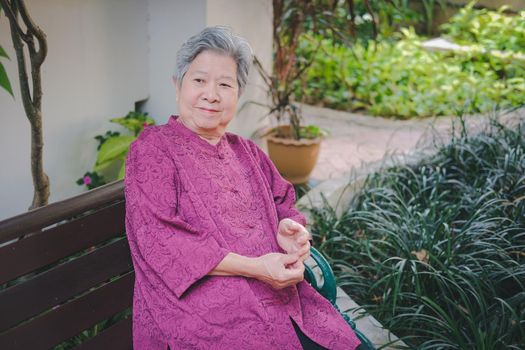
[310,117,525,349]
[442,2,525,55]
[293,5,525,118]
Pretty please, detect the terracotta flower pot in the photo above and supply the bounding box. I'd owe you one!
[264,125,322,184]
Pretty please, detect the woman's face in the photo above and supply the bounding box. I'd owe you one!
[176,50,239,139]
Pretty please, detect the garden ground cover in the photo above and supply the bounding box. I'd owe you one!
[310,116,525,349]
[293,5,525,119]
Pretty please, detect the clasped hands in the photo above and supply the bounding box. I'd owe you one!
[258,218,311,290]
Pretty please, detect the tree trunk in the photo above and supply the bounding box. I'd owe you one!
[1,0,50,209]
[30,112,49,208]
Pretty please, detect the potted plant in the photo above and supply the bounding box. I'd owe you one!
[251,0,379,184]
[250,0,329,184]
[253,56,327,184]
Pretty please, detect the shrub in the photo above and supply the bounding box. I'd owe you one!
[294,5,525,118]
[441,2,525,55]
[77,111,155,190]
[310,117,525,349]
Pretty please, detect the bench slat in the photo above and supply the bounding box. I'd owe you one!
[0,201,125,285]
[0,238,133,331]
[0,271,134,350]
[74,317,133,350]
[0,181,124,244]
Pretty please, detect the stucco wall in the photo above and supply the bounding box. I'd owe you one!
[0,0,149,219]
[0,0,273,220]
[141,0,206,125]
[206,0,273,138]
[144,0,273,136]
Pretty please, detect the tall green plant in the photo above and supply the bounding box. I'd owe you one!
[310,117,525,349]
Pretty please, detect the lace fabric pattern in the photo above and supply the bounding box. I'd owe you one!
[124,115,361,349]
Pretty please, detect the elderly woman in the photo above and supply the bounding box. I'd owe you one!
[125,26,361,350]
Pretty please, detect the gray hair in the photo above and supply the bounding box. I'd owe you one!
[174,26,253,96]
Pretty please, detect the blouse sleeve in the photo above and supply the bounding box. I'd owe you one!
[247,140,307,226]
[124,138,229,298]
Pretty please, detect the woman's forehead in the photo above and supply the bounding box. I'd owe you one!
[188,51,237,77]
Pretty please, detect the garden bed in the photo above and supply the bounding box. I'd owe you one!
[309,113,525,349]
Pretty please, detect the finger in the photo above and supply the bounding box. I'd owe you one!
[288,260,303,270]
[281,227,297,236]
[305,230,313,241]
[283,268,303,281]
[297,233,309,244]
[297,241,311,255]
[298,226,311,238]
[286,221,302,232]
[298,251,310,264]
[281,252,300,266]
[298,245,311,261]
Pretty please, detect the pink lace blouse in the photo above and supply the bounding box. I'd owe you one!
[124,115,360,349]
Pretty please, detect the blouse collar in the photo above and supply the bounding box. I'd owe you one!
[168,115,227,159]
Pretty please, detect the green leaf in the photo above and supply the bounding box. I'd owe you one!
[93,159,113,173]
[117,161,126,180]
[96,135,135,165]
[0,45,9,59]
[0,61,13,96]
[111,117,143,133]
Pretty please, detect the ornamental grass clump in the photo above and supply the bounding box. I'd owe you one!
[310,118,525,349]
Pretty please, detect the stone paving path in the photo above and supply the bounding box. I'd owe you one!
[299,104,523,210]
[301,103,450,183]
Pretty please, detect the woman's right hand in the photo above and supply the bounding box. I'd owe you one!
[254,253,304,289]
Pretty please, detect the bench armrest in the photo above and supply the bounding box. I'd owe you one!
[304,247,338,304]
[304,247,377,350]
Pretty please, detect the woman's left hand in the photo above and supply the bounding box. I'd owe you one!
[277,218,311,264]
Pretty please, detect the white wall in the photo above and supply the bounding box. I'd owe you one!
[144,0,273,136]
[142,0,207,124]
[206,0,273,138]
[0,0,272,220]
[0,0,149,219]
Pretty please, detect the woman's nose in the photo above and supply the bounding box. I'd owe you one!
[203,83,219,102]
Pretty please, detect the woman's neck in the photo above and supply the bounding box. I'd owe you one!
[177,117,222,145]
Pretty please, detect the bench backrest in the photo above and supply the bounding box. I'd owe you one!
[0,181,133,350]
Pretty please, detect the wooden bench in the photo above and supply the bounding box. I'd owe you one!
[0,181,131,349]
[0,181,374,349]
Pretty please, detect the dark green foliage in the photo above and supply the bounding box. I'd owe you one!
[310,118,525,349]
[76,171,106,190]
[94,130,121,151]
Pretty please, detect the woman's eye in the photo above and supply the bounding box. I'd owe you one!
[220,83,232,88]
[194,78,204,83]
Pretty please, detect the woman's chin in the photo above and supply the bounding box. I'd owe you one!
[199,116,219,125]
[195,120,222,132]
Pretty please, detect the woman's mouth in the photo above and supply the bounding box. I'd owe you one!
[198,107,220,113]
